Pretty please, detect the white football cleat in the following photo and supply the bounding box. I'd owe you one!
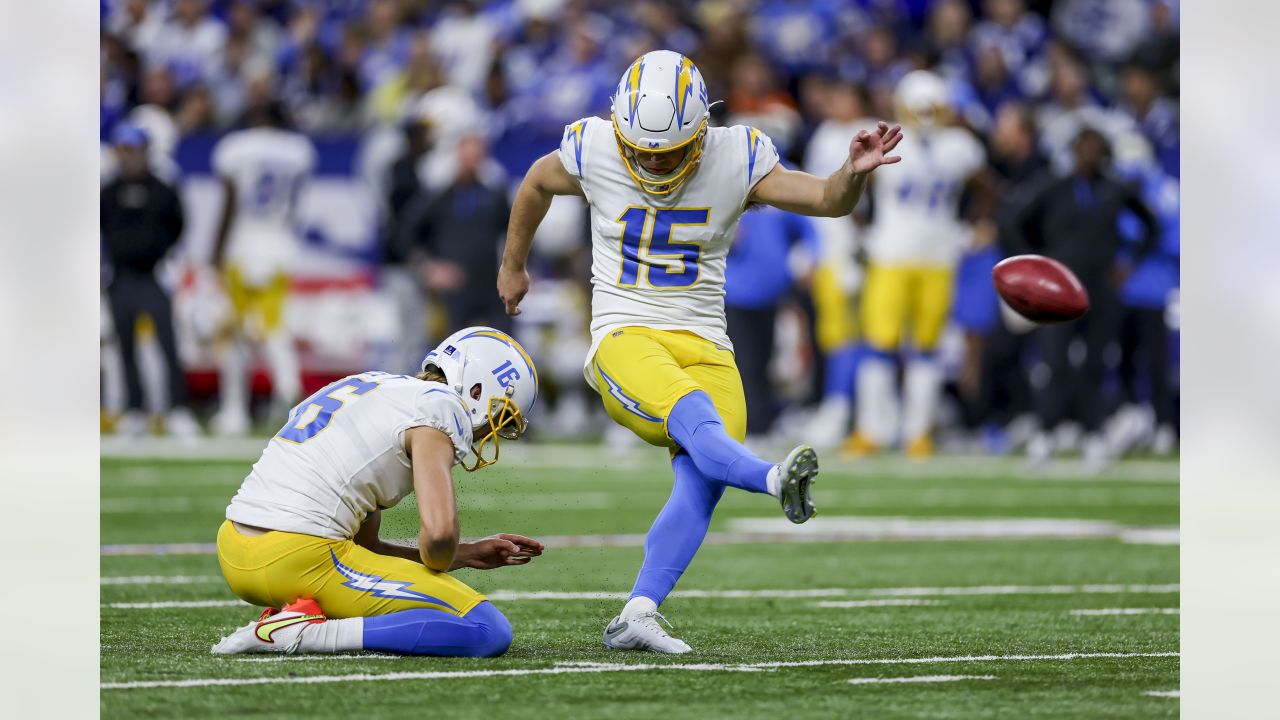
[778,445,818,524]
[165,407,202,441]
[211,408,251,438]
[115,410,149,439]
[603,611,692,654]
[211,598,326,655]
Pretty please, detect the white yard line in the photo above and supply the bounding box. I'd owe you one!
[99,518,1179,556]
[813,599,944,608]
[101,652,1178,690]
[1070,608,1180,616]
[237,654,402,663]
[860,584,1180,597]
[748,651,1180,669]
[101,662,764,689]
[1145,690,1180,698]
[101,583,1180,608]
[846,674,995,685]
[726,516,1179,544]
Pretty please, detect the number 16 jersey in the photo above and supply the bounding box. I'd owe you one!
[558,117,780,389]
[225,373,472,540]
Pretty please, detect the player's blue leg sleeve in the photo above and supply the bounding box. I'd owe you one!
[362,601,512,657]
[823,344,860,400]
[666,390,771,494]
[630,450,725,605]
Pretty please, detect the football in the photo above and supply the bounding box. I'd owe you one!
[992,255,1090,324]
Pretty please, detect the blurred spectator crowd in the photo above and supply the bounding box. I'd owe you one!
[100,0,1179,468]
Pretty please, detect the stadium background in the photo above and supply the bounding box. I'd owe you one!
[99,0,1180,457]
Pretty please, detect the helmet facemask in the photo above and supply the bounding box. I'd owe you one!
[612,114,708,195]
[460,390,529,472]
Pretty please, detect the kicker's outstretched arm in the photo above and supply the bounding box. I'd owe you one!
[498,152,584,315]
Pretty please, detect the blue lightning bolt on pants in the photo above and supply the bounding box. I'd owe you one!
[629,391,773,606]
[362,601,512,657]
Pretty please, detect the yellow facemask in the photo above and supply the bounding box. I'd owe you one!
[612,115,708,196]
[460,395,528,472]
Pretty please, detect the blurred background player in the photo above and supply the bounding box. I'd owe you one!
[210,101,317,435]
[497,50,901,653]
[1011,128,1158,470]
[100,122,200,439]
[398,132,512,335]
[847,71,987,458]
[798,80,878,448]
[724,205,819,441]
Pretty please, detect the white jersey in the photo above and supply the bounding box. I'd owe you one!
[212,127,317,284]
[558,117,780,388]
[225,372,472,540]
[865,127,985,267]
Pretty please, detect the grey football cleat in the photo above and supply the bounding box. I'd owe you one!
[603,612,692,654]
[778,445,818,524]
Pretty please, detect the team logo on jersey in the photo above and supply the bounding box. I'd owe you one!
[329,550,458,610]
[565,120,587,178]
[746,127,769,180]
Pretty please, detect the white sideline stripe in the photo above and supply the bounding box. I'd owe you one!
[813,600,944,608]
[1070,608,1180,616]
[106,600,249,609]
[101,652,1178,690]
[847,674,995,685]
[101,584,1180,609]
[1145,690,1180,698]
[100,438,1179,481]
[101,575,223,585]
[100,492,618,514]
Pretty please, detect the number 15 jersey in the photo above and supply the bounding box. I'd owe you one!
[558,117,780,389]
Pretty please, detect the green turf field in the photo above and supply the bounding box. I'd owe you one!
[101,441,1178,718]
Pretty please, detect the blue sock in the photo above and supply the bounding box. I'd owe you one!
[666,390,771,494]
[629,451,725,606]
[823,344,860,400]
[362,601,512,657]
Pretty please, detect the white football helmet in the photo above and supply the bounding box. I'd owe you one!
[611,50,711,195]
[895,70,951,130]
[421,327,539,471]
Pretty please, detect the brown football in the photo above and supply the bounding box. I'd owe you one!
[992,255,1090,324]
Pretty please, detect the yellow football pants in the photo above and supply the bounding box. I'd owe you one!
[224,265,289,338]
[589,327,747,448]
[216,520,486,618]
[811,262,858,352]
[860,265,955,352]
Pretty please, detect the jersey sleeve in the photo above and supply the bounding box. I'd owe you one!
[957,132,987,178]
[297,137,319,178]
[558,118,593,180]
[211,135,240,178]
[744,126,781,192]
[410,388,473,464]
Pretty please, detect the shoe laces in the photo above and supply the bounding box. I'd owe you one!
[632,610,675,636]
